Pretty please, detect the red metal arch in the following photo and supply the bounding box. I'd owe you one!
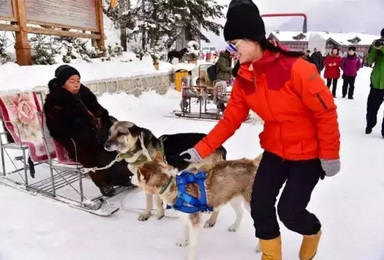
[261,13,308,33]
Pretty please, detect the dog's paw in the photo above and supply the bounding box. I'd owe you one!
[176,239,189,247]
[156,213,165,220]
[204,220,216,229]
[228,224,239,232]
[138,213,151,221]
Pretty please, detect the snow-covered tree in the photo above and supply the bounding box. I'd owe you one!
[30,35,56,65]
[104,0,225,54]
[0,34,12,64]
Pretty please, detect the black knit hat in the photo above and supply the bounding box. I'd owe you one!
[381,28,384,37]
[55,65,80,87]
[348,46,356,51]
[224,0,266,42]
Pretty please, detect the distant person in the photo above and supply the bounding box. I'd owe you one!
[216,50,232,82]
[323,47,342,97]
[341,46,361,99]
[310,47,324,73]
[303,49,311,61]
[365,28,384,136]
[214,50,232,112]
[206,52,212,62]
[200,52,205,60]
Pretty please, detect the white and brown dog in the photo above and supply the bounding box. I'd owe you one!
[104,121,226,222]
[133,152,262,260]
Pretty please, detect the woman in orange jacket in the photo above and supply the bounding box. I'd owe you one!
[179,1,341,259]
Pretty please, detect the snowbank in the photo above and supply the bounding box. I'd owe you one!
[0,55,174,92]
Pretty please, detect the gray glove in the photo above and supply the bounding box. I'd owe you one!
[180,148,202,163]
[320,159,340,177]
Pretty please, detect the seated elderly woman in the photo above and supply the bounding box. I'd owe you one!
[43,65,132,196]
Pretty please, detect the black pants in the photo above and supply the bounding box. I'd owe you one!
[342,76,356,98]
[251,151,322,239]
[366,87,384,132]
[326,78,338,96]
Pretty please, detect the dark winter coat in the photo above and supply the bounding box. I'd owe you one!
[310,51,324,73]
[43,84,132,187]
[323,55,342,79]
[216,52,232,81]
[341,54,361,77]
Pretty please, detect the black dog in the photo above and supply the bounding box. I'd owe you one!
[159,133,226,170]
[167,48,188,63]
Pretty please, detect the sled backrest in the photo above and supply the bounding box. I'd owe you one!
[0,91,56,162]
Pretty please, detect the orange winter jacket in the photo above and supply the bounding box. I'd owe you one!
[195,50,340,161]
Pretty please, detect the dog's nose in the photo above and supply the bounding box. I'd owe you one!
[104,141,111,149]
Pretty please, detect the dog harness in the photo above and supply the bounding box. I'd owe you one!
[168,170,213,214]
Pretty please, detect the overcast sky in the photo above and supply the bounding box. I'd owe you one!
[205,0,384,49]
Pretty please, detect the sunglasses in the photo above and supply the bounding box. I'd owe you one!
[226,40,243,53]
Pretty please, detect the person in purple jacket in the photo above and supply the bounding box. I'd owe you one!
[341,46,361,99]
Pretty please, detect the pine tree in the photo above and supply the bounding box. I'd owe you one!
[0,35,12,64]
[30,35,56,65]
[167,0,225,44]
[104,0,225,53]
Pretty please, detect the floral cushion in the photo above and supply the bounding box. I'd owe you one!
[0,92,55,162]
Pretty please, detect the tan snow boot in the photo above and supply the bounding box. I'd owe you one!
[299,230,322,260]
[259,236,282,260]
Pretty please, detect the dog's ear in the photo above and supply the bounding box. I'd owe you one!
[109,116,118,124]
[153,152,163,162]
[137,167,150,183]
[129,125,142,137]
[254,153,263,165]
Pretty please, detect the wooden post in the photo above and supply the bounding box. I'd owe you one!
[14,0,32,65]
[95,0,106,51]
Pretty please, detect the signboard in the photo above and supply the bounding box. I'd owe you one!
[0,0,104,65]
[25,0,98,31]
[0,0,13,18]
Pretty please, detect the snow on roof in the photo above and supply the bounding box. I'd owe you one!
[328,32,378,46]
[269,30,378,46]
[269,31,309,42]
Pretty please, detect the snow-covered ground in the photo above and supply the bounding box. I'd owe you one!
[0,67,384,260]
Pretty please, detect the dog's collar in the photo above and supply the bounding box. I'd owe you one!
[116,152,148,166]
[116,151,136,161]
[159,176,173,195]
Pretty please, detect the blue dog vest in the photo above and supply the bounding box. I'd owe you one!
[169,170,213,214]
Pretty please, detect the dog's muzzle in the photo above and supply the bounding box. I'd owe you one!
[104,140,115,151]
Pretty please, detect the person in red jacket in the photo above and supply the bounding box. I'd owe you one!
[179,1,341,259]
[324,47,342,97]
